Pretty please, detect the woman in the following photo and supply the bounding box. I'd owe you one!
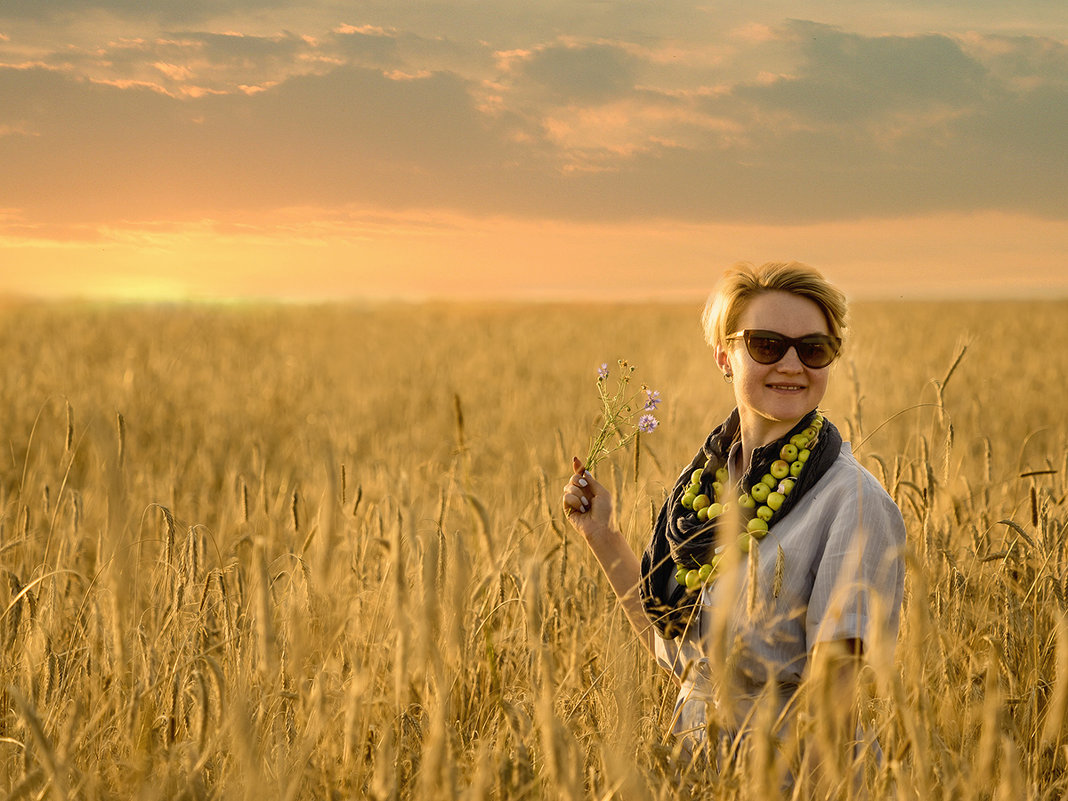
[562,262,905,776]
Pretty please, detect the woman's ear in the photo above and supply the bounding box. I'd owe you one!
[714,344,730,373]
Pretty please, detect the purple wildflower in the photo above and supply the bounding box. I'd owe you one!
[643,389,661,410]
[597,362,609,380]
[638,414,659,434]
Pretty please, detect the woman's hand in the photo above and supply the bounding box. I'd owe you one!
[561,456,653,654]
[562,456,613,538]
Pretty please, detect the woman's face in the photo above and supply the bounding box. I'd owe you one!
[716,290,834,441]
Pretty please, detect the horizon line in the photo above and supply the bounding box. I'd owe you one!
[3,287,1067,308]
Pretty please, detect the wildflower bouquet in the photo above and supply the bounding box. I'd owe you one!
[583,360,661,472]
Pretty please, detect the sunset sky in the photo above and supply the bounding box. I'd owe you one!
[1,1,1066,302]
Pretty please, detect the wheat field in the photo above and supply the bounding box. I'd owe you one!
[0,299,1066,800]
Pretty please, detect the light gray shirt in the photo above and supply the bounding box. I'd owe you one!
[654,441,906,744]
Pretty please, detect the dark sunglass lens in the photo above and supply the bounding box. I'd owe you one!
[798,339,836,368]
[746,334,786,364]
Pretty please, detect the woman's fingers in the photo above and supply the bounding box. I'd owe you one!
[563,479,591,507]
[571,456,593,488]
[568,473,589,490]
[563,456,596,515]
[563,488,590,513]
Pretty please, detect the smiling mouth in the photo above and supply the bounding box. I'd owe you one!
[768,384,806,391]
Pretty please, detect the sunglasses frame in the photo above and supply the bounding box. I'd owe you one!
[726,329,842,369]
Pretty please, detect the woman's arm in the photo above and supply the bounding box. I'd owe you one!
[802,638,864,793]
[801,466,906,788]
[563,457,656,655]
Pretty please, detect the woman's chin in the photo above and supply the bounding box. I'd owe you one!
[757,392,815,424]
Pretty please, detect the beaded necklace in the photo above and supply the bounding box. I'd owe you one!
[674,412,825,592]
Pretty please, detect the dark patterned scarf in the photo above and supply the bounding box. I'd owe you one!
[639,408,843,638]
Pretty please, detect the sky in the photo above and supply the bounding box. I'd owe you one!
[1,1,1066,302]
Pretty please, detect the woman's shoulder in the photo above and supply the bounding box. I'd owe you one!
[814,444,904,524]
[820,442,892,495]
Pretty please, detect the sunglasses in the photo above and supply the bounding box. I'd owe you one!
[726,329,842,369]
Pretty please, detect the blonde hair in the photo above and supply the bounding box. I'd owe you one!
[701,262,848,350]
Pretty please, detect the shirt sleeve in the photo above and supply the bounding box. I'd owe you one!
[654,623,708,682]
[655,633,685,678]
[805,466,906,652]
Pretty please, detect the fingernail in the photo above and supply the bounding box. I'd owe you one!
[581,496,589,507]
[578,478,588,487]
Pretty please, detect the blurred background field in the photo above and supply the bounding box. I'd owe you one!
[0,299,1066,799]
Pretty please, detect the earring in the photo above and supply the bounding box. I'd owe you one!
[723,372,733,384]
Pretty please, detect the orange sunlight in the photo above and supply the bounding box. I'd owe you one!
[2,210,1065,302]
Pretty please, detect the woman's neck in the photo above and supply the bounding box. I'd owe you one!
[737,409,803,474]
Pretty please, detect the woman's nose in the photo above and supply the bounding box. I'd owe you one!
[776,345,804,370]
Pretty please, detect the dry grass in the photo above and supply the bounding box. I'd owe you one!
[0,299,1065,799]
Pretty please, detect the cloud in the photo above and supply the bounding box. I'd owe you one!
[961,32,1068,88]
[169,29,314,67]
[511,42,640,104]
[0,62,525,222]
[28,30,320,94]
[328,25,403,68]
[0,0,295,25]
[1,15,1066,226]
[736,21,988,121]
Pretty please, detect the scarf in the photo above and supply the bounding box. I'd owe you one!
[639,408,843,638]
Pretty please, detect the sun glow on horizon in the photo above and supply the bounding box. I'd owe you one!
[1,210,1066,303]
